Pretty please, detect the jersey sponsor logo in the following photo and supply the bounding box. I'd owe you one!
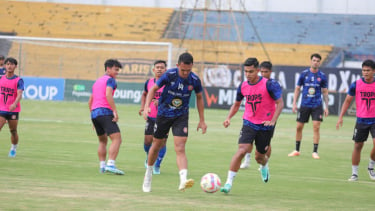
[171,97,183,108]
[308,87,316,95]
[360,92,375,110]
[245,94,262,113]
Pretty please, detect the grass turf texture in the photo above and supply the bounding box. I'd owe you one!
[0,100,374,210]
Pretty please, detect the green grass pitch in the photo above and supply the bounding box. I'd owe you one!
[0,100,373,210]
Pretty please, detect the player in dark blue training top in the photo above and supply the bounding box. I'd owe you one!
[288,53,329,159]
[142,52,207,193]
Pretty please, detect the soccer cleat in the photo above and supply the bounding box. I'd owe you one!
[153,166,160,175]
[8,149,16,158]
[220,183,232,194]
[178,179,194,191]
[99,167,105,173]
[240,161,250,169]
[368,168,375,180]
[288,150,300,157]
[104,165,124,175]
[348,174,358,181]
[260,166,270,183]
[312,152,320,159]
[142,174,152,192]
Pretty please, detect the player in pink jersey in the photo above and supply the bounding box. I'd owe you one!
[240,61,274,169]
[0,57,24,157]
[139,60,168,175]
[88,59,124,175]
[336,59,375,181]
[221,58,283,194]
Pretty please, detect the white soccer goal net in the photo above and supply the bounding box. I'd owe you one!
[0,35,177,82]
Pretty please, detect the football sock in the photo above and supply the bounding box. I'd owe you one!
[313,144,319,153]
[352,165,359,176]
[100,161,106,169]
[179,169,188,183]
[146,165,153,176]
[296,141,301,151]
[155,146,166,167]
[11,144,18,151]
[226,170,237,185]
[107,159,115,166]
[245,153,251,161]
[369,158,375,169]
[144,144,151,153]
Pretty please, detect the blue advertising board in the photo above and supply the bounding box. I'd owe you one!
[22,77,65,101]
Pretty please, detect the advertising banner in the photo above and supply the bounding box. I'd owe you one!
[22,76,65,101]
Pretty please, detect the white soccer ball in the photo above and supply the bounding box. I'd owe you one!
[200,173,221,193]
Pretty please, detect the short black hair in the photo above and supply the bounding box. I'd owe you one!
[4,57,18,66]
[310,53,322,60]
[104,59,122,71]
[260,61,272,70]
[243,57,259,68]
[0,55,5,60]
[178,52,193,65]
[362,59,375,69]
[154,60,166,67]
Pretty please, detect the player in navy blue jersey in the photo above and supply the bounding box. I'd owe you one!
[142,52,207,192]
[288,53,329,159]
[0,55,6,76]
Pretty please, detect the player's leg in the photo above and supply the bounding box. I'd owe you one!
[367,126,375,180]
[349,123,368,181]
[311,106,324,159]
[97,134,108,173]
[254,130,272,183]
[289,107,309,156]
[144,118,154,168]
[154,138,167,174]
[240,144,253,169]
[221,126,254,193]
[102,115,123,175]
[7,118,19,158]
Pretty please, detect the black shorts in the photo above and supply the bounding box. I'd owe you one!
[154,114,188,139]
[352,123,375,142]
[238,125,273,154]
[0,112,19,120]
[92,115,120,136]
[145,117,168,139]
[297,106,323,123]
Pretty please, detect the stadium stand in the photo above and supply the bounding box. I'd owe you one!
[3,1,373,79]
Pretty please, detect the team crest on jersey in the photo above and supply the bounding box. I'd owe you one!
[171,98,182,108]
[308,87,315,95]
[317,77,321,82]
[188,85,193,91]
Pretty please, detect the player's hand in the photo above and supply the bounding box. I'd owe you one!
[153,99,159,107]
[223,119,230,128]
[292,104,297,113]
[336,118,343,130]
[262,120,275,126]
[9,104,16,112]
[138,108,144,116]
[143,107,148,120]
[324,108,329,117]
[112,111,119,122]
[197,121,207,134]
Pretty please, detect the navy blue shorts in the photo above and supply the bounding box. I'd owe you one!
[238,125,273,154]
[92,115,120,136]
[145,117,168,139]
[297,106,323,123]
[154,114,188,139]
[0,111,19,120]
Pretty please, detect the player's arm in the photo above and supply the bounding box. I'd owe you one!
[322,87,329,117]
[139,90,147,116]
[223,100,241,128]
[196,92,207,134]
[336,95,353,130]
[265,97,284,126]
[143,84,159,120]
[9,89,23,112]
[106,86,118,122]
[88,95,93,111]
[292,85,301,113]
